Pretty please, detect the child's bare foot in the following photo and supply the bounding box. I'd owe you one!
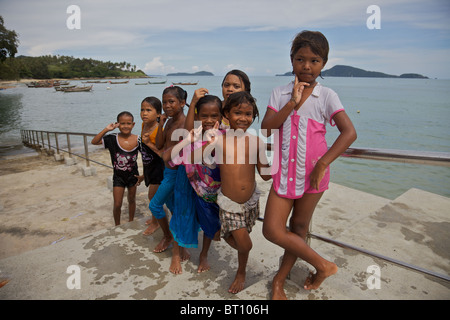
[303,262,338,290]
[145,219,152,225]
[170,255,183,274]
[180,247,191,262]
[197,254,210,273]
[143,222,159,236]
[228,271,246,294]
[271,274,288,300]
[153,236,173,253]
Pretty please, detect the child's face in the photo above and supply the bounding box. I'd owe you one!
[195,103,222,131]
[162,93,184,117]
[140,101,159,124]
[224,103,254,131]
[222,74,244,101]
[291,46,326,84]
[117,114,135,135]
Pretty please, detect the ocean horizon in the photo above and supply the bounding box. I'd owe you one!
[1,76,449,200]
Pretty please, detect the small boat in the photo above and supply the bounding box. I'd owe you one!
[26,80,54,88]
[82,80,108,83]
[61,85,93,92]
[55,85,76,91]
[172,81,198,86]
[135,82,149,85]
[148,80,167,84]
[108,80,129,84]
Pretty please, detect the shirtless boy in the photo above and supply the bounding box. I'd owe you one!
[211,91,271,293]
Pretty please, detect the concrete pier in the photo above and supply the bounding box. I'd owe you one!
[0,150,449,300]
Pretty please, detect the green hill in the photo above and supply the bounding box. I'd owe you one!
[276,65,428,79]
[0,55,146,80]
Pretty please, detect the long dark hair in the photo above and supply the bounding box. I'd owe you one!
[162,86,189,106]
[222,69,251,93]
[141,96,162,114]
[290,30,329,64]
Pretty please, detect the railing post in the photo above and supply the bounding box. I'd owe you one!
[47,131,52,154]
[64,133,76,165]
[80,133,96,176]
[34,131,39,149]
[55,133,60,154]
[83,135,90,167]
[53,132,64,161]
[66,134,72,158]
[40,131,44,150]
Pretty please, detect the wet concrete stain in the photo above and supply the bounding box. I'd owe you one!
[371,202,450,262]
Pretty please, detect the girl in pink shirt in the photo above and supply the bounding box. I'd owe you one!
[261,30,357,299]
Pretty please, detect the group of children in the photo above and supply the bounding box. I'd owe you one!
[92,31,357,299]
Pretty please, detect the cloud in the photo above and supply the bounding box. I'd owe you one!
[143,57,171,75]
[2,0,450,78]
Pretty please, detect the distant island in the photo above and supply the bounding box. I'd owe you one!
[166,71,214,76]
[276,65,428,79]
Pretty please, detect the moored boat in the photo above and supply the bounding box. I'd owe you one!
[55,85,76,91]
[148,80,167,84]
[61,85,93,92]
[108,80,129,84]
[171,81,198,85]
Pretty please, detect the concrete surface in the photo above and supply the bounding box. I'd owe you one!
[0,151,449,301]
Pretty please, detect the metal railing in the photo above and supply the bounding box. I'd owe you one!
[20,129,450,282]
[20,129,113,169]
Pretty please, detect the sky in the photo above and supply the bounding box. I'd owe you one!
[1,0,450,78]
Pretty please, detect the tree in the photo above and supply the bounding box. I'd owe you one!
[0,16,19,62]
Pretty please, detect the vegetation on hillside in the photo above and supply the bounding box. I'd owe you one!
[0,54,146,80]
[0,15,145,80]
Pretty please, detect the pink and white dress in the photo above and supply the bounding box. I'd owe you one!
[268,82,345,199]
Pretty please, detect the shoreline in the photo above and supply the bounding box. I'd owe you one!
[0,75,150,87]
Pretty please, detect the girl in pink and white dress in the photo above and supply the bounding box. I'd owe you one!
[261,30,357,299]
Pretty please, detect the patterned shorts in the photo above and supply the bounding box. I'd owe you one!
[217,187,260,239]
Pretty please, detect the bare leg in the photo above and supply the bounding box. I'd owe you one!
[153,216,173,252]
[112,186,125,226]
[127,185,137,222]
[198,235,212,273]
[226,228,252,294]
[272,192,322,299]
[170,242,182,274]
[180,246,191,261]
[144,184,160,235]
[263,187,337,298]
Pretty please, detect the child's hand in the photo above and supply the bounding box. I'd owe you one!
[159,114,168,125]
[106,122,119,131]
[188,126,203,143]
[204,121,220,142]
[309,160,327,191]
[135,175,144,186]
[142,132,150,144]
[291,76,310,106]
[191,88,209,106]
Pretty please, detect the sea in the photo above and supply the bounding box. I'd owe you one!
[1,76,449,200]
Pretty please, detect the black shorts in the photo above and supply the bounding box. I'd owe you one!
[143,157,164,186]
[113,170,138,188]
